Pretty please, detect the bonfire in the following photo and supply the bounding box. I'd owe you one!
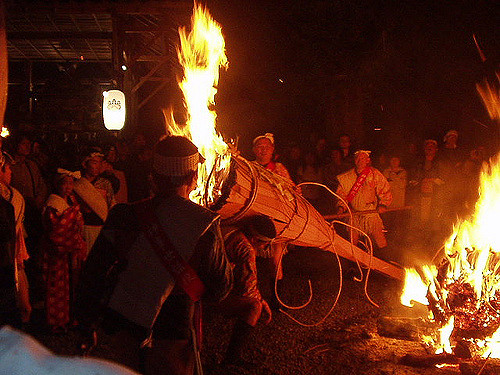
[401,75,500,359]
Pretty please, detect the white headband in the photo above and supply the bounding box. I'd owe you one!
[56,168,81,180]
[354,150,371,157]
[153,152,199,176]
[253,133,275,146]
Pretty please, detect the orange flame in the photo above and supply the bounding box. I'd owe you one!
[166,3,231,204]
[401,74,500,357]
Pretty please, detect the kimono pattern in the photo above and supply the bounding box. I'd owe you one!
[43,194,86,330]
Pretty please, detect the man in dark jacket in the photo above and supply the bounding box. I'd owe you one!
[76,135,232,375]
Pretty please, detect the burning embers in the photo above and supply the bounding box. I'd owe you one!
[401,76,500,359]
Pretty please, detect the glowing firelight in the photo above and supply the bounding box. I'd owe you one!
[436,316,454,355]
[400,268,429,307]
[401,74,500,357]
[166,4,231,205]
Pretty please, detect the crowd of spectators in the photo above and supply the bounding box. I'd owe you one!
[0,127,492,374]
[277,130,490,257]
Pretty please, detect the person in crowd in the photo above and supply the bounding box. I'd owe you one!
[282,143,302,184]
[42,169,86,333]
[320,148,343,214]
[336,150,392,251]
[252,133,292,181]
[252,133,292,307]
[440,129,464,167]
[113,138,131,173]
[0,152,31,325]
[463,146,487,212]
[76,135,232,375]
[314,137,330,167]
[439,129,467,220]
[337,134,355,173]
[220,215,274,365]
[124,141,153,203]
[409,139,446,245]
[0,195,21,327]
[323,148,342,190]
[402,141,419,178]
[9,133,48,211]
[102,144,128,204]
[8,133,49,314]
[297,151,324,209]
[30,137,51,180]
[375,151,389,172]
[73,150,115,255]
[383,155,407,209]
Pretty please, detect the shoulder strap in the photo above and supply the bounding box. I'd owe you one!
[133,200,205,302]
[346,167,371,203]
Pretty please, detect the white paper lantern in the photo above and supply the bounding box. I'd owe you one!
[103,90,126,131]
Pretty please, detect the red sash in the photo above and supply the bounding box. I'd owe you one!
[346,167,371,203]
[133,201,205,302]
[265,161,276,171]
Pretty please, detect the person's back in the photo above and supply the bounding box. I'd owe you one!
[76,135,232,375]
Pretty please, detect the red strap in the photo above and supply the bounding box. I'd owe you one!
[265,161,276,171]
[345,167,371,203]
[134,200,205,302]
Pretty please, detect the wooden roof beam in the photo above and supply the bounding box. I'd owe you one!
[7,1,191,15]
[8,31,112,40]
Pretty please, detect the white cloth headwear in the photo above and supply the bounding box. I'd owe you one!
[443,129,458,141]
[56,168,81,179]
[354,150,371,157]
[253,133,275,146]
[152,153,199,176]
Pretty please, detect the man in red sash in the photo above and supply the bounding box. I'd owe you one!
[76,136,232,375]
[336,150,392,250]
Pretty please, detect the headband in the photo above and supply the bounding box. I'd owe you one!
[152,152,199,176]
[354,150,371,157]
[253,133,275,146]
[56,168,81,180]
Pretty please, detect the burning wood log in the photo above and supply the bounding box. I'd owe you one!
[400,353,459,367]
[210,156,404,280]
[377,316,436,341]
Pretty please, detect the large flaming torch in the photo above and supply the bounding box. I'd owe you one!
[166,4,403,281]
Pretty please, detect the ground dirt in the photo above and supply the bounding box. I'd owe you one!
[31,244,477,375]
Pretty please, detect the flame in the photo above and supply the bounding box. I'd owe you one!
[476,73,500,120]
[166,3,231,204]
[401,268,430,307]
[1,126,9,138]
[436,316,454,354]
[401,74,500,357]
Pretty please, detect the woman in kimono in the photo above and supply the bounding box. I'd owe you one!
[42,169,86,332]
[0,152,31,324]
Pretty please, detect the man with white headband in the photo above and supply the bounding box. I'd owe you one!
[336,149,392,252]
[251,133,293,308]
[76,135,232,375]
[252,133,292,181]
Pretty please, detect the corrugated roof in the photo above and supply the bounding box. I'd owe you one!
[5,0,190,62]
